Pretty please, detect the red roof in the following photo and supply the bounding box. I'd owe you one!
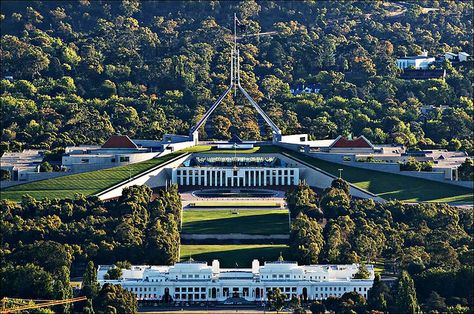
[331,136,373,148]
[102,135,138,149]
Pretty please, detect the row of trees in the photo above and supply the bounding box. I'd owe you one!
[0,1,472,153]
[286,180,473,312]
[0,184,182,307]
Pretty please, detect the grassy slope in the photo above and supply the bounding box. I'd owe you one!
[180,244,289,267]
[1,152,181,201]
[182,209,289,234]
[286,151,473,203]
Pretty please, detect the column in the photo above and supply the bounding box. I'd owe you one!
[204,169,208,186]
[253,170,257,187]
[263,169,267,186]
[220,171,224,187]
[243,170,246,187]
[225,171,228,187]
[214,170,218,187]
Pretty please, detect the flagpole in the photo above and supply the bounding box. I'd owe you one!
[234,13,237,96]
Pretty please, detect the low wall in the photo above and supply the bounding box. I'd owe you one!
[95,153,190,200]
[181,234,289,240]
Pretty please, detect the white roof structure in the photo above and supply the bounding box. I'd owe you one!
[0,149,44,172]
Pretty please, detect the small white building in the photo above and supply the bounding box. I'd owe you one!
[97,260,375,303]
[62,135,161,172]
[0,149,44,181]
[444,52,470,63]
[396,51,435,70]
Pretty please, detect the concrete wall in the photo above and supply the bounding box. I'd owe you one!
[96,153,190,200]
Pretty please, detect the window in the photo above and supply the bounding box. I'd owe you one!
[285,274,290,278]
[278,274,283,278]
[175,288,180,292]
[80,159,89,163]
[111,158,116,163]
[272,275,277,279]
[119,156,130,162]
[195,274,199,278]
[182,274,187,278]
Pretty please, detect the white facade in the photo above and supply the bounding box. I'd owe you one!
[97,260,375,303]
[396,56,435,69]
[62,151,160,172]
[171,167,299,187]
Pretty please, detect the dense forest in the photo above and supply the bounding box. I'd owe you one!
[286,180,473,313]
[0,185,181,312]
[1,0,473,154]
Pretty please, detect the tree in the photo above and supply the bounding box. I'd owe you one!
[458,159,473,181]
[94,284,137,314]
[393,271,421,314]
[80,261,100,313]
[104,267,122,280]
[267,288,286,313]
[100,80,117,98]
[1,169,11,181]
[319,188,350,219]
[423,291,447,313]
[331,178,350,196]
[353,263,370,279]
[367,274,390,312]
[310,301,326,314]
[289,213,324,264]
[285,182,321,218]
[400,157,422,171]
[40,161,53,172]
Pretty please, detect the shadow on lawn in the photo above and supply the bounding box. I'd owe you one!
[182,214,289,235]
[180,246,290,268]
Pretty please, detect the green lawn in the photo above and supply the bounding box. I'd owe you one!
[190,201,280,207]
[285,151,473,203]
[182,209,289,234]
[184,145,283,154]
[1,152,183,201]
[180,244,289,267]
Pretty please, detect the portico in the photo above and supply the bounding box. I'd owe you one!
[172,167,299,187]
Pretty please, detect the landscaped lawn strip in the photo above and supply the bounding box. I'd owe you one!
[182,209,289,234]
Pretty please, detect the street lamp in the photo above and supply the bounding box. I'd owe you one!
[338,168,343,178]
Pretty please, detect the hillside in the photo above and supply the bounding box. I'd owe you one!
[0,1,472,152]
